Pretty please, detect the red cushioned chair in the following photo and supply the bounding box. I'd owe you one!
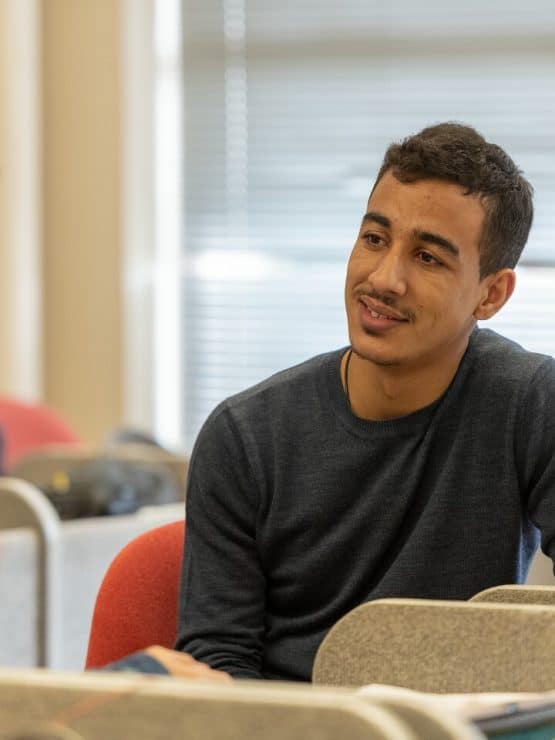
[85,520,185,668]
[0,396,82,470]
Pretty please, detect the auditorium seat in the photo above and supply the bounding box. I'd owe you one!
[312,598,555,692]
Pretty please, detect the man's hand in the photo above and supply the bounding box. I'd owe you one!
[144,646,232,682]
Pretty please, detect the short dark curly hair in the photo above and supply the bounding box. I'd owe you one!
[374,122,534,278]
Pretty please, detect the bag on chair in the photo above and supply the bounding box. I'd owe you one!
[40,458,180,520]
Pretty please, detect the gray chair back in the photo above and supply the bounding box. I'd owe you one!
[312,597,555,692]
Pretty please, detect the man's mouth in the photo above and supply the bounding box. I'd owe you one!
[358,297,408,322]
[367,308,399,321]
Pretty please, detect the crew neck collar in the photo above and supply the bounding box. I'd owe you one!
[323,328,478,438]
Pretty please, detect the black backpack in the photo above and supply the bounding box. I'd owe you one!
[41,457,180,520]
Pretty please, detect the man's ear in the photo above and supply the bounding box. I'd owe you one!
[473,269,516,321]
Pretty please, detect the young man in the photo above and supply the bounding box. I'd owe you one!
[109,122,555,682]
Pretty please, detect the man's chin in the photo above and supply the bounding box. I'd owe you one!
[351,345,404,368]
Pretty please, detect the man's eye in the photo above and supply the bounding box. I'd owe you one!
[363,233,383,247]
[418,250,440,266]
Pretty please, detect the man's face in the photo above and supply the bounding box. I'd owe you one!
[345,170,489,370]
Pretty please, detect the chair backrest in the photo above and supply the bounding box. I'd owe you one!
[470,584,555,606]
[312,598,555,692]
[0,669,420,740]
[85,520,185,668]
[0,397,82,470]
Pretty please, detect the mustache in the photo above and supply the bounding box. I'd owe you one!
[354,288,416,323]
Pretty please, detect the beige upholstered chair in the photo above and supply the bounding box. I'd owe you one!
[470,584,555,606]
[312,598,555,692]
[0,669,420,740]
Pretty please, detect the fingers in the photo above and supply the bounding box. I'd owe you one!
[144,646,233,682]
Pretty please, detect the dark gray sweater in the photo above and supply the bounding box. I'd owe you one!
[175,328,555,682]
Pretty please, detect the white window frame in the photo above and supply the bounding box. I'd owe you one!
[121,0,184,449]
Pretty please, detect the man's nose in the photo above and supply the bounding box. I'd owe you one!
[368,248,408,296]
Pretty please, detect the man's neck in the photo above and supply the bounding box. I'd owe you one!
[341,339,471,421]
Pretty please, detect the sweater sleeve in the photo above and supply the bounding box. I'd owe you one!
[174,404,266,679]
[96,652,169,675]
[517,357,555,569]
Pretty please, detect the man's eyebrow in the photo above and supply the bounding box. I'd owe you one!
[361,211,391,229]
[414,230,460,259]
[361,212,461,259]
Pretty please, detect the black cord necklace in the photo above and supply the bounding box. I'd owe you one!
[344,348,353,410]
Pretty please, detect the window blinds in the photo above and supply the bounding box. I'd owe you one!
[176,0,555,450]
